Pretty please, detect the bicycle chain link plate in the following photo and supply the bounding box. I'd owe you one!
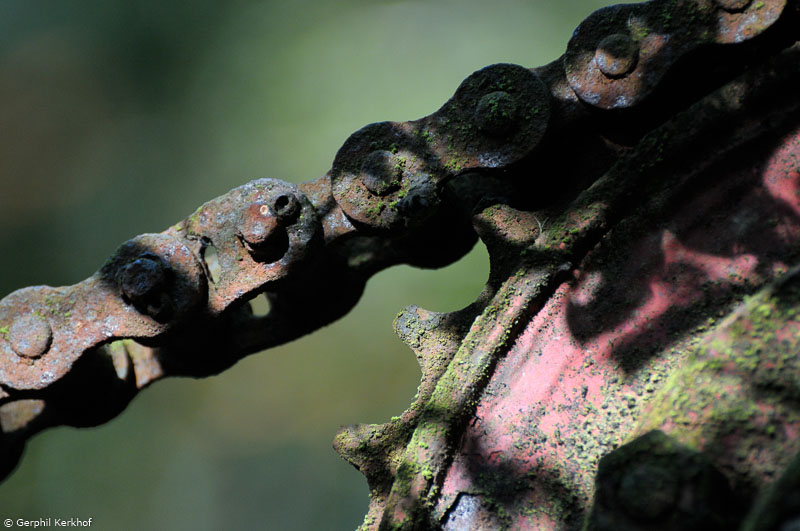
[1,0,800,529]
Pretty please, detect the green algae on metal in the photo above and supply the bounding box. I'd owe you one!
[377,250,571,529]
[635,266,800,498]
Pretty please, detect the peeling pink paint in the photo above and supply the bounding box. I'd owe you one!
[436,125,800,526]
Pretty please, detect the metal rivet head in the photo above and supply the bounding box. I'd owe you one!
[617,462,678,521]
[119,253,172,319]
[238,203,289,262]
[360,150,403,196]
[240,203,280,249]
[714,0,752,11]
[594,34,639,78]
[120,254,166,301]
[474,91,519,137]
[9,314,52,359]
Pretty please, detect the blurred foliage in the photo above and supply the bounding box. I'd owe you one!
[0,1,618,529]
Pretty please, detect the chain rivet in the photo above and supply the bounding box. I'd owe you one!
[237,201,293,263]
[474,91,519,138]
[9,314,52,359]
[714,0,752,11]
[594,34,639,78]
[239,203,280,250]
[360,150,403,196]
[119,253,171,319]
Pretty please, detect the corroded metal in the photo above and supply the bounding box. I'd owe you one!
[564,0,787,109]
[0,233,205,391]
[181,178,322,313]
[330,63,550,232]
[1,0,799,529]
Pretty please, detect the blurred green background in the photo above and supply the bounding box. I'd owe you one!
[0,1,617,529]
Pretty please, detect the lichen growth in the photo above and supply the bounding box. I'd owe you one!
[638,269,800,493]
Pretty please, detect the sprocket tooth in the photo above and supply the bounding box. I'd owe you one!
[473,202,541,250]
[333,422,402,490]
[472,202,545,284]
[393,306,459,375]
[394,304,482,409]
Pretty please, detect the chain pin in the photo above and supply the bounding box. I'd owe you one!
[474,91,519,137]
[238,200,292,262]
[360,150,403,196]
[9,313,52,359]
[594,34,639,78]
[119,253,171,319]
[240,203,281,252]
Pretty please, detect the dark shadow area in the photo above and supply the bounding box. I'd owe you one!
[587,430,748,530]
[565,104,800,373]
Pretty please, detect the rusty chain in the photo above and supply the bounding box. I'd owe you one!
[0,0,798,481]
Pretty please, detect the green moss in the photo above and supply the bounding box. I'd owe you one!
[359,513,376,530]
[638,271,800,489]
[444,157,466,174]
[630,24,650,41]
[365,202,385,218]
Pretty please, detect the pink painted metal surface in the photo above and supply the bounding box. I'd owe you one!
[436,120,800,528]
